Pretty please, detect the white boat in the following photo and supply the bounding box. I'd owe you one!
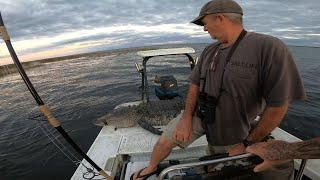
[71,47,320,180]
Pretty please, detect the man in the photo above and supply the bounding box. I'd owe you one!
[246,138,320,172]
[132,0,306,179]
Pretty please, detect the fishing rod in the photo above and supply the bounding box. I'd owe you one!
[0,12,113,180]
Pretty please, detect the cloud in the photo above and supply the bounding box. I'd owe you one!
[0,0,319,63]
[242,0,320,43]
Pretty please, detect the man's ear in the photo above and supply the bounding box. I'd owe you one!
[216,14,225,22]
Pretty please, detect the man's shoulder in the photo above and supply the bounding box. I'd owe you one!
[247,32,286,48]
[247,32,278,40]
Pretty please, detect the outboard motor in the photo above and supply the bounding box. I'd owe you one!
[154,75,179,100]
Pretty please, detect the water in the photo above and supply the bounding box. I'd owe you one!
[0,44,319,180]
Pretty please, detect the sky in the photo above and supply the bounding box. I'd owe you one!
[0,0,319,65]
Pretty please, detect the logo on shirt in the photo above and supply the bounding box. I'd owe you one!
[230,61,258,70]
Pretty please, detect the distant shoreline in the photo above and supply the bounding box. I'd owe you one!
[0,43,318,78]
[0,43,197,77]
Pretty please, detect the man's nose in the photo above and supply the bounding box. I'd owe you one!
[203,26,207,32]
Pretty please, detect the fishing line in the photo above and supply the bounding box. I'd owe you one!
[36,120,80,166]
[33,100,105,180]
[0,12,113,179]
[43,123,80,162]
[29,113,81,164]
[40,122,102,179]
[38,117,107,179]
[37,116,102,179]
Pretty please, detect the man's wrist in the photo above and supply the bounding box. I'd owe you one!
[181,112,193,121]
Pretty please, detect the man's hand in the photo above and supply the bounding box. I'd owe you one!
[228,143,246,156]
[173,114,193,143]
[246,141,291,172]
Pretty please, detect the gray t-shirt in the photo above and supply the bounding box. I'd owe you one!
[189,32,306,145]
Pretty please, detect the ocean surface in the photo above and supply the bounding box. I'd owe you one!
[0,44,319,180]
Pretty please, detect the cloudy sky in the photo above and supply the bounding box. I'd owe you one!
[0,0,319,65]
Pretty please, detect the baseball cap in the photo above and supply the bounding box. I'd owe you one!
[191,0,243,26]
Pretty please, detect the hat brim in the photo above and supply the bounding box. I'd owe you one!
[191,15,205,26]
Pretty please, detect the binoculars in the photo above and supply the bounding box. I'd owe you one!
[196,92,218,124]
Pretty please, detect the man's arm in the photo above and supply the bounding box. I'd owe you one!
[247,101,288,142]
[183,83,199,117]
[228,101,288,156]
[246,137,320,172]
[173,83,199,142]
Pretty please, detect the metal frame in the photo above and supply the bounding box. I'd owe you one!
[158,154,308,180]
[295,159,307,180]
[158,153,253,180]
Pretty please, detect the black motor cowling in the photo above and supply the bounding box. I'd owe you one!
[154,75,179,100]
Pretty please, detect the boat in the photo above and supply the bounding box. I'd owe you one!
[71,47,320,180]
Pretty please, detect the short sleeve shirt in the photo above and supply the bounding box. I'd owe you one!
[189,32,306,145]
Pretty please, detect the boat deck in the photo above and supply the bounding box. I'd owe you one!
[71,124,320,180]
[71,125,208,180]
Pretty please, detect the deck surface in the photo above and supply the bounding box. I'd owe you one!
[71,124,320,180]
